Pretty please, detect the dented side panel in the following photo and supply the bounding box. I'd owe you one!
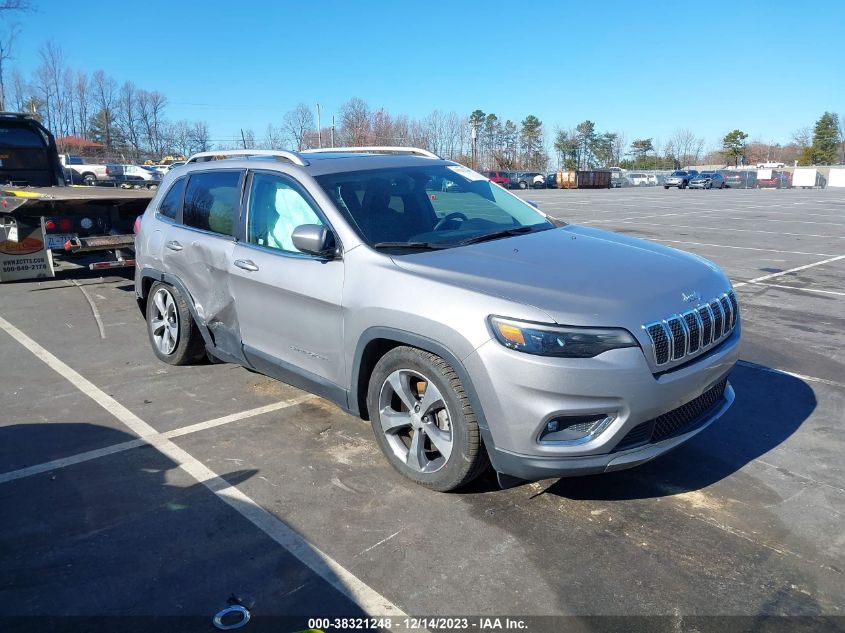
[160,223,243,360]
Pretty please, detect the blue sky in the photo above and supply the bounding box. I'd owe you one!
[8,0,845,149]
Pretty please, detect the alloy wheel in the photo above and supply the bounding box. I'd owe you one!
[149,287,179,355]
[378,369,453,473]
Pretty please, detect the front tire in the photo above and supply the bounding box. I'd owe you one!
[145,281,206,365]
[367,346,488,491]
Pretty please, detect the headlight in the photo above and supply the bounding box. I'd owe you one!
[489,316,638,358]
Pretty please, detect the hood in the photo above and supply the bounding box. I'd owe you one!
[391,225,731,331]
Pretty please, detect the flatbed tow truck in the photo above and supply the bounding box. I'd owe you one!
[0,112,154,282]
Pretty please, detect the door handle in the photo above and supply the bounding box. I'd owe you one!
[234,259,259,272]
[165,240,183,251]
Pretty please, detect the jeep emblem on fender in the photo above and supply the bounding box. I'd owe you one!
[682,290,701,303]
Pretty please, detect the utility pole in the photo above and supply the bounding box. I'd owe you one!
[331,115,335,148]
[316,103,322,148]
[471,119,478,170]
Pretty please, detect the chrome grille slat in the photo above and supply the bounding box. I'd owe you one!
[698,305,713,346]
[643,292,738,368]
[719,295,733,332]
[728,292,739,327]
[683,310,701,353]
[710,299,725,339]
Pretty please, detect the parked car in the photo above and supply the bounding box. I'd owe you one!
[721,170,756,189]
[59,154,109,186]
[664,170,699,189]
[756,161,785,168]
[135,147,740,492]
[756,170,792,189]
[483,170,511,188]
[545,173,558,188]
[511,171,544,189]
[106,164,161,187]
[628,172,657,187]
[688,172,725,189]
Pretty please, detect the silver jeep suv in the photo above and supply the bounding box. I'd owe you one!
[135,147,740,491]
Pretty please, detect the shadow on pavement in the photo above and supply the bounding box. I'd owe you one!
[0,422,370,632]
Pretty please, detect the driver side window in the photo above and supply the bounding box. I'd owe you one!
[247,173,324,254]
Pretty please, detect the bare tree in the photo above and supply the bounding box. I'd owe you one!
[137,89,167,156]
[189,121,211,154]
[282,103,315,150]
[117,81,142,160]
[669,128,704,167]
[0,24,20,110]
[73,71,90,138]
[338,97,372,145]
[9,67,28,111]
[264,123,286,150]
[0,0,30,109]
[91,70,118,149]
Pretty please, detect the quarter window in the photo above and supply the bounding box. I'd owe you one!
[247,172,324,254]
[183,171,242,236]
[158,177,185,220]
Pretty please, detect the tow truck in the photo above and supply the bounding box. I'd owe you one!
[0,112,153,281]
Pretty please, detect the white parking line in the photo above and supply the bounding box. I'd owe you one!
[598,220,845,240]
[0,396,316,485]
[732,254,845,288]
[653,239,835,257]
[0,314,408,619]
[749,281,845,297]
[69,279,106,339]
[737,360,845,390]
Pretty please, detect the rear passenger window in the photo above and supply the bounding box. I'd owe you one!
[183,171,242,236]
[157,177,185,220]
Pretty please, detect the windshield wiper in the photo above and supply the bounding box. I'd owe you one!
[372,241,449,250]
[454,225,541,246]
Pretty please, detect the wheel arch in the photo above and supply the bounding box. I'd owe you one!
[350,327,490,433]
[137,267,215,350]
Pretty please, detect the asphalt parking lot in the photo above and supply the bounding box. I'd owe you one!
[1,186,843,632]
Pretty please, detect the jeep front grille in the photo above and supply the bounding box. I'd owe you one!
[643,292,738,366]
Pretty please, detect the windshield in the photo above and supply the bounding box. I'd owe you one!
[671,171,687,177]
[315,164,554,250]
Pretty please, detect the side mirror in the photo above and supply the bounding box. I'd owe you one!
[291,224,335,257]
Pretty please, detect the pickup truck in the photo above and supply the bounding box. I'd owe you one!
[59,154,109,186]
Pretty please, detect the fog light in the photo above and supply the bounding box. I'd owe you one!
[539,415,614,445]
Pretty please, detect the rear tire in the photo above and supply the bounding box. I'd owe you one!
[145,281,206,365]
[367,346,488,491]
[82,173,97,186]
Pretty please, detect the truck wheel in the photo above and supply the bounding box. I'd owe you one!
[519,181,528,189]
[82,173,97,186]
[146,282,206,365]
[367,346,488,491]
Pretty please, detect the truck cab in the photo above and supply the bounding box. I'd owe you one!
[0,112,66,187]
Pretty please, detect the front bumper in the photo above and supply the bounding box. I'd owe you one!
[463,327,740,480]
[688,181,709,188]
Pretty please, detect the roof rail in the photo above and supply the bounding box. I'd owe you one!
[302,146,442,160]
[185,149,308,167]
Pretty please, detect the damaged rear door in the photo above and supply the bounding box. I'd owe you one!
[229,170,345,400]
[161,168,246,359]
